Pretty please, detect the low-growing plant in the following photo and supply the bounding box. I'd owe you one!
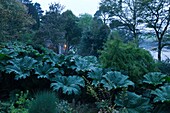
[9,90,31,113]
[28,91,57,113]
[114,90,152,112]
[87,67,104,87]
[0,101,11,113]
[86,70,135,112]
[56,100,74,113]
[70,102,97,113]
[0,42,41,59]
[101,71,134,90]
[95,100,113,113]
[151,85,170,103]
[51,76,85,95]
[5,56,37,80]
[56,99,98,113]
[143,72,167,87]
[151,85,170,113]
[35,62,59,79]
[74,55,99,72]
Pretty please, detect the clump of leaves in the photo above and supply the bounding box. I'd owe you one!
[0,101,11,113]
[151,85,170,103]
[56,100,74,113]
[43,52,62,67]
[101,71,134,90]
[9,90,31,113]
[143,72,167,86]
[87,67,104,87]
[0,42,40,58]
[74,55,99,72]
[5,56,37,80]
[96,100,114,113]
[115,91,152,113]
[51,76,85,95]
[35,62,59,79]
[56,99,98,113]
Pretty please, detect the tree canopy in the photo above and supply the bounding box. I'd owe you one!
[77,14,110,56]
[141,0,170,61]
[99,0,143,45]
[98,0,170,60]
[0,0,35,42]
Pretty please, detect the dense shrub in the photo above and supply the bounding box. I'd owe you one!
[99,39,157,82]
[158,59,170,76]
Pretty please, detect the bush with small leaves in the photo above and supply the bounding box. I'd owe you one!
[99,39,157,82]
[9,90,31,113]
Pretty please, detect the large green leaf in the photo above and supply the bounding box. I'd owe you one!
[143,72,167,86]
[5,56,37,80]
[75,56,98,72]
[0,48,18,58]
[63,55,77,70]
[83,56,98,64]
[151,85,170,103]
[87,67,103,87]
[51,76,85,95]
[101,71,134,90]
[0,42,41,60]
[115,91,152,113]
[35,62,59,79]
[43,53,62,66]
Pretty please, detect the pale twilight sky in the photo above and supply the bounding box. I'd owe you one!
[32,0,100,16]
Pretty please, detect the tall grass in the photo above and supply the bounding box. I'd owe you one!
[28,91,57,113]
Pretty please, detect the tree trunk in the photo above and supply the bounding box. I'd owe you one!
[133,30,138,47]
[65,41,69,55]
[158,38,162,61]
